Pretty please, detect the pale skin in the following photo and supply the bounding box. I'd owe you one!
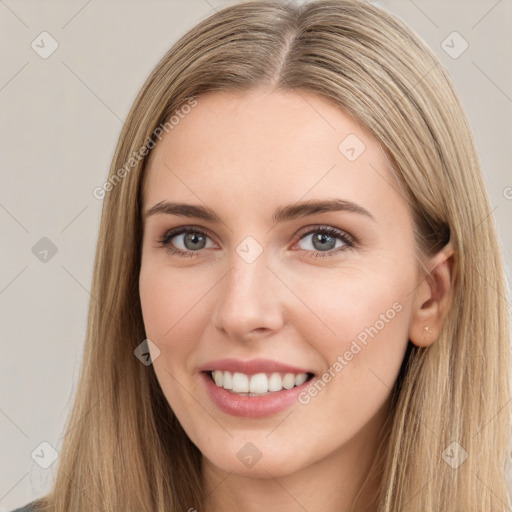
[139,89,454,512]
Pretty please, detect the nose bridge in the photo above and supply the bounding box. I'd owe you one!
[212,239,285,339]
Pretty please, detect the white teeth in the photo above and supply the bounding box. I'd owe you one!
[249,373,268,394]
[222,370,233,389]
[210,370,310,394]
[213,370,223,387]
[232,372,249,393]
[282,373,296,389]
[295,373,308,386]
[268,372,282,392]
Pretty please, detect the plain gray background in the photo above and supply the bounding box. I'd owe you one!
[1,0,511,509]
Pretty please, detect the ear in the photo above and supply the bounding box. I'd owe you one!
[409,240,455,347]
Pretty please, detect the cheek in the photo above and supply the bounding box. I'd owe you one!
[139,261,202,340]
[139,263,215,394]
[139,265,207,426]
[291,267,412,410]
[291,266,410,349]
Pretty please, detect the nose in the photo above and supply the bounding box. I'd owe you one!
[211,247,286,342]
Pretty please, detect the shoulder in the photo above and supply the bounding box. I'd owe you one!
[9,502,38,512]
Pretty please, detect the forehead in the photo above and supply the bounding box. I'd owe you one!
[143,89,403,217]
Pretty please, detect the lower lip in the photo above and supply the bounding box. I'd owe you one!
[200,371,313,418]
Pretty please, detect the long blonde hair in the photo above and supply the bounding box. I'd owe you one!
[32,1,511,510]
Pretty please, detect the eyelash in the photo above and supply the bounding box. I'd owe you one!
[157,225,357,259]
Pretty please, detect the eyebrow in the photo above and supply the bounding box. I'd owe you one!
[144,198,376,224]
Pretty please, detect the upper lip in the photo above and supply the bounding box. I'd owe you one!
[199,358,314,376]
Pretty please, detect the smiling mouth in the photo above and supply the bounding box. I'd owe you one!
[204,370,315,396]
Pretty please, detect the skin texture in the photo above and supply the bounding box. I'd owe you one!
[139,89,454,512]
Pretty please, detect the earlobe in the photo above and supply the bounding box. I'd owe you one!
[409,240,456,348]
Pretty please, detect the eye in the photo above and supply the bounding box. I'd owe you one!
[157,224,356,259]
[294,225,356,258]
[157,226,215,258]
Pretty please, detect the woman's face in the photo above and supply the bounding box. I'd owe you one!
[139,89,421,479]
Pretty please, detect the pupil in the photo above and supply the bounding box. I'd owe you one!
[185,232,205,250]
[314,233,335,251]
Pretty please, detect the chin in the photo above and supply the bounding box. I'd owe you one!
[200,437,311,479]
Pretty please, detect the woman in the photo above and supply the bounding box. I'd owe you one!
[12,0,511,510]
